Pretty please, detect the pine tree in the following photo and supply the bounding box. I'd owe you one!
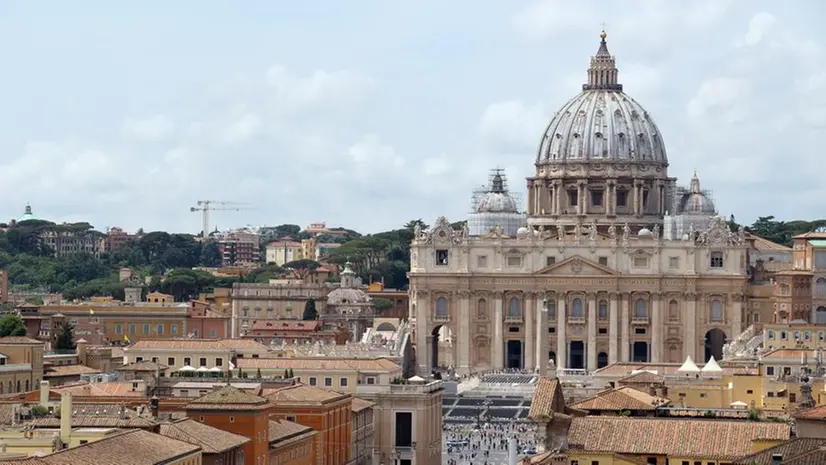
[288,368,294,378]
[237,367,243,378]
[256,368,262,379]
[302,297,318,320]
[54,322,76,351]
[284,369,289,379]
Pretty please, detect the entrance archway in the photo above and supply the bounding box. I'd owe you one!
[506,340,523,369]
[704,329,727,362]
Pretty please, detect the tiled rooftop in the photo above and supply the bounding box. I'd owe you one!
[570,386,670,412]
[262,383,349,405]
[351,397,375,413]
[0,337,43,345]
[159,418,250,454]
[568,417,790,460]
[187,385,270,410]
[128,338,268,351]
[43,365,101,378]
[527,377,562,420]
[0,429,200,465]
[116,361,169,372]
[236,357,400,372]
[733,438,826,464]
[52,382,145,397]
[268,419,315,444]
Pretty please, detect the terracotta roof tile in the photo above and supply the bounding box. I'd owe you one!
[128,338,268,351]
[351,397,375,413]
[268,419,315,443]
[159,418,250,453]
[116,361,169,372]
[793,405,826,421]
[251,320,321,331]
[28,415,157,429]
[748,233,792,252]
[2,429,200,465]
[570,387,670,412]
[187,385,270,410]
[528,377,563,420]
[617,371,665,385]
[52,382,145,397]
[0,337,43,345]
[237,357,400,373]
[43,365,101,378]
[568,417,790,460]
[733,438,826,464]
[262,383,349,405]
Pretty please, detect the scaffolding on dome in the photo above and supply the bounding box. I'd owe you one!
[467,168,525,237]
[664,180,718,241]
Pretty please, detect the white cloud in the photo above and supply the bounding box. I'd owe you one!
[120,115,176,142]
[265,66,375,111]
[686,77,750,118]
[478,100,548,151]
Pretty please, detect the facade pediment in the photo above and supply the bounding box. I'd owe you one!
[534,255,617,276]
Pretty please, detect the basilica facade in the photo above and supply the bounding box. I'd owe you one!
[408,32,750,376]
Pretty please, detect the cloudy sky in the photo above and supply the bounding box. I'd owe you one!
[0,1,823,234]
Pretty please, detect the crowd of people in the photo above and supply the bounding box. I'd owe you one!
[443,421,538,465]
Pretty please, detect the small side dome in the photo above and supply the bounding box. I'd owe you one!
[516,226,530,238]
[638,228,652,237]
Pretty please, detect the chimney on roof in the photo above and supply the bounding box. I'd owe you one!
[39,380,50,407]
[771,453,783,465]
[59,392,72,445]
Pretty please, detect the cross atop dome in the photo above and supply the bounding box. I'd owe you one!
[583,29,622,91]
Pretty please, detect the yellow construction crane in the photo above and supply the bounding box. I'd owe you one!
[189,200,252,236]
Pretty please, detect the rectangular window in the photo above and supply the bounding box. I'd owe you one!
[309,377,317,386]
[634,256,649,268]
[598,256,608,266]
[642,189,649,209]
[507,256,522,267]
[568,190,578,206]
[324,377,332,387]
[790,393,797,403]
[710,251,724,268]
[598,328,607,335]
[171,324,178,335]
[143,324,150,334]
[436,249,449,266]
[635,328,646,335]
[548,327,555,333]
[476,255,488,268]
[183,357,191,366]
[616,190,627,207]
[135,357,143,362]
[128,324,136,335]
[747,390,754,394]
[115,324,123,334]
[394,412,413,447]
[199,357,207,367]
[210,329,217,338]
[546,256,556,266]
[366,377,376,385]
[669,256,679,269]
[340,377,348,387]
[167,357,175,366]
[590,190,603,206]
[215,358,223,366]
[156,324,164,335]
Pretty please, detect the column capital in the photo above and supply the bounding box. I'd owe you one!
[650,292,662,300]
[586,292,598,300]
[493,291,505,298]
[523,291,539,299]
[731,292,744,301]
[684,292,697,301]
[415,290,429,298]
[457,290,472,299]
[608,292,619,300]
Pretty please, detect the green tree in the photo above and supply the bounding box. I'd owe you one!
[256,368,262,379]
[374,298,393,311]
[285,259,320,280]
[54,321,76,351]
[288,368,294,378]
[284,369,289,379]
[0,315,27,337]
[199,240,222,267]
[302,297,318,320]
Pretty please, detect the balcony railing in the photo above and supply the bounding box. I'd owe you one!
[433,314,450,322]
[567,316,586,324]
[356,380,442,395]
[504,315,523,323]
[631,316,649,324]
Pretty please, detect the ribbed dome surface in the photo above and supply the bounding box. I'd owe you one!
[536,90,667,164]
[476,192,518,213]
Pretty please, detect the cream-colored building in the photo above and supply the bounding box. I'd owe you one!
[0,336,45,395]
[235,356,403,392]
[409,32,749,376]
[230,280,331,337]
[122,338,270,373]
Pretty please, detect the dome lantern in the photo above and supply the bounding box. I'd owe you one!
[584,30,623,92]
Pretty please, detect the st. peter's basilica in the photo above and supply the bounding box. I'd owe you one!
[409,31,754,376]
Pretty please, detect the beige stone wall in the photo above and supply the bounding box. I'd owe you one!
[410,225,748,375]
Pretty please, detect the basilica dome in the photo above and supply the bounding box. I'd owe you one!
[476,173,519,213]
[535,32,667,165]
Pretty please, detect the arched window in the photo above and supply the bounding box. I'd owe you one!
[817,307,826,324]
[817,278,826,296]
[570,297,584,318]
[634,298,647,318]
[710,300,723,322]
[598,300,608,320]
[508,297,522,318]
[668,300,679,321]
[597,352,609,368]
[436,297,448,317]
[477,298,488,320]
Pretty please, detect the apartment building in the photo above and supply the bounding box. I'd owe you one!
[235,357,403,393]
[0,336,44,394]
[231,280,332,337]
[122,338,270,374]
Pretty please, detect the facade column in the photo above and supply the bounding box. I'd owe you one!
[587,293,597,371]
[535,296,548,374]
[651,293,662,362]
[556,294,567,370]
[620,293,630,362]
[606,181,614,216]
[493,292,504,369]
[608,293,618,364]
[524,293,535,371]
[731,293,743,340]
[556,182,563,216]
[576,182,583,215]
[684,293,697,360]
[457,291,471,374]
[632,180,639,215]
[415,291,431,376]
